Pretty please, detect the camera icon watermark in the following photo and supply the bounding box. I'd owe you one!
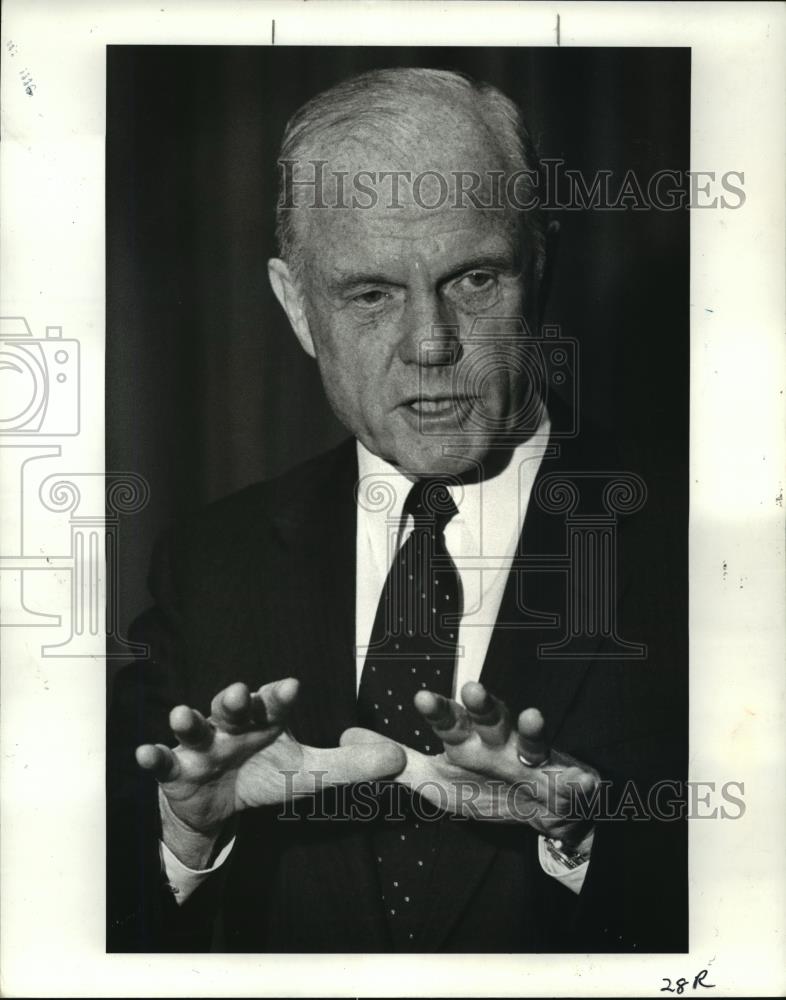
[0,314,147,657]
[0,316,80,435]
[417,317,578,442]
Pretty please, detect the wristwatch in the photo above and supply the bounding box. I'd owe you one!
[543,835,592,870]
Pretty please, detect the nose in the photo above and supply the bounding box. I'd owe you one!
[397,289,461,367]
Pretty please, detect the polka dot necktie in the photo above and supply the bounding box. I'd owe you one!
[357,477,461,950]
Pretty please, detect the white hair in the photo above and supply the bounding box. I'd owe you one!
[275,67,547,277]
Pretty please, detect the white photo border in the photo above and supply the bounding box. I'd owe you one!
[1,1,784,996]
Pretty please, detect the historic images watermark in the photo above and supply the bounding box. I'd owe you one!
[279,159,745,213]
[277,773,746,824]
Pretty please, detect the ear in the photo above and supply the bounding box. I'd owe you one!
[267,258,316,358]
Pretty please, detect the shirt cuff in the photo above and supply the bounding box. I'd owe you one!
[538,835,590,895]
[160,836,236,906]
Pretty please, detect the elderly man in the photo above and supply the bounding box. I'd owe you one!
[108,68,686,953]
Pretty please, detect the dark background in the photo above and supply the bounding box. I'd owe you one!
[106,46,689,658]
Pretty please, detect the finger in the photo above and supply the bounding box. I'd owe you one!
[460,681,511,746]
[251,677,300,729]
[169,705,214,751]
[413,690,456,728]
[135,743,181,782]
[210,681,252,731]
[414,690,472,745]
[517,707,550,767]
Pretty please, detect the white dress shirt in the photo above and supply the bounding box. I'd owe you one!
[162,409,589,900]
[355,414,550,696]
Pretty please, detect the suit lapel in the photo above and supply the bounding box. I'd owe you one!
[262,441,391,949]
[267,440,359,746]
[481,412,621,741]
[480,439,595,745]
[416,425,607,950]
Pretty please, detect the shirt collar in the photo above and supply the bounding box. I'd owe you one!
[355,408,551,559]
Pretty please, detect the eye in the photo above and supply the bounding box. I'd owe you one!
[459,271,496,292]
[445,270,501,311]
[352,289,391,308]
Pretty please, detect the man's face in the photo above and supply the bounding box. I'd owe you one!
[275,134,542,477]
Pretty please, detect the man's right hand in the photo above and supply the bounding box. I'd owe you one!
[135,678,405,869]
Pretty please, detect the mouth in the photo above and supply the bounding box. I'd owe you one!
[403,395,475,416]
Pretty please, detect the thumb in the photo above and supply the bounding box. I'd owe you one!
[339,726,395,747]
[304,738,406,785]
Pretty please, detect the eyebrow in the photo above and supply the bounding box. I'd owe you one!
[328,253,519,296]
[329,272,398,294]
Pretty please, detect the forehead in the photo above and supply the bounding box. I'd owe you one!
[297,120,524,276]
[315,92,508,172]
[304,203,519,282]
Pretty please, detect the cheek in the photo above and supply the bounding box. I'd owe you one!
[458,341,518,400]
[317,313,397,382]
[463,286,530,397]
[311,321,395,426]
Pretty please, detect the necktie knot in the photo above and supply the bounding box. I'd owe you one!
[403,478,459,532]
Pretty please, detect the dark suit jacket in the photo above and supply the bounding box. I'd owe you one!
[108,422,688,953]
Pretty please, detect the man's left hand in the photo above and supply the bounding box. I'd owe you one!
[341,681,599,849]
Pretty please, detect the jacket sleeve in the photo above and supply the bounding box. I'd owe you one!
[106,530,226,952]
[563,762,687,952]
[539,752,688,953]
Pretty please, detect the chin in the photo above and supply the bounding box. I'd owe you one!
[393,442,494,480]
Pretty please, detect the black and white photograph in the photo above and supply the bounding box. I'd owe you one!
[107,45,690,955]
[1,2,784,996]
